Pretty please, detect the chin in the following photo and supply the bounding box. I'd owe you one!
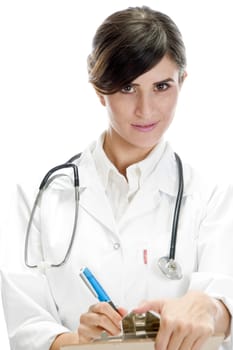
[134,138,160,149]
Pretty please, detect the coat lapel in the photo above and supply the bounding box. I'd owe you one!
[79,184,117,234]
[118,145,194,227]
[77,150,117,234]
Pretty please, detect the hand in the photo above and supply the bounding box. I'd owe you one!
[78,302,127,343]
[133,290,229,350]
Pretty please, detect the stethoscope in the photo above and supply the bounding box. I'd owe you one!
[24,152,184,280]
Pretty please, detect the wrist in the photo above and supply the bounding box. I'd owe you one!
[50,332,79,350]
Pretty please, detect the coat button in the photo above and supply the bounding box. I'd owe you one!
[113,242,120,250]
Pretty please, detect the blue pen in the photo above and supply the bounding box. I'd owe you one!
[79,266,119,313]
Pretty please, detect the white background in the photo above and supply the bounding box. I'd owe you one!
[0,1,233,346]
[1,0,233,206]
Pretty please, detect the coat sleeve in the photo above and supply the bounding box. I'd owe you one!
[0,277,10,349]
[1,270,70,350]
[189,184,233,348]
[0,184,71,350]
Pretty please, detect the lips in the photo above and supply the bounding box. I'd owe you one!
[131,122,159,132]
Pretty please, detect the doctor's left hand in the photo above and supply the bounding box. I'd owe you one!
[133,290,230,350]
[78,302,127,343]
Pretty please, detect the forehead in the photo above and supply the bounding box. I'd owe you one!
[133,55,180,84]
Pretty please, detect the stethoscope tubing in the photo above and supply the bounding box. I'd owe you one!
[24,152,184,279]
[169,153,184,260]
[25,157,81,268]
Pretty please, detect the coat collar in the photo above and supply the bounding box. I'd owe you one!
[71,141,197,233]
[79,140,196,197]
[92,133,167,192]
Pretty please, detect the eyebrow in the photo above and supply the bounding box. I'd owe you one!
[131,78,175,86]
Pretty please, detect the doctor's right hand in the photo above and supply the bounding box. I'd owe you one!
[78,302,127,343]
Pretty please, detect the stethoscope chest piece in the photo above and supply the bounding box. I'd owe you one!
[158,256,183,280]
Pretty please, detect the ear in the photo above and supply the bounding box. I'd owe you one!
[179,70,188,85]
[95,91,106,106]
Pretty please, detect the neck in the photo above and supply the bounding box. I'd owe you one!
[103,130,155,177]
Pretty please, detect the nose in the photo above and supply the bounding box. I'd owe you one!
[135,92,155,119]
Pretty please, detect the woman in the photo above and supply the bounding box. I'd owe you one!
[1,6,233,350]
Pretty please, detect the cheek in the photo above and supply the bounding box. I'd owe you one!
[106,101,129,123]
[160,94,179,118]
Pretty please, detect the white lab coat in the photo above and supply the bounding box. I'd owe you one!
[0,277,10,349]
[1,141,233,350]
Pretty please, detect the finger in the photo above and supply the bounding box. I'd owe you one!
[78,312,102,342]
[117,307,128,317]
[78,323,103,343]
[97,313,121,335]
[79,311,121,343]
[191,333,212,350]
[155,316,174,350]
[89,302,123,328]
[178,321,213,350]
[178,335,200,350]
[83,303,122,338]
[166,327,191,350]
[133,299,165,314]
[167,323,212,350]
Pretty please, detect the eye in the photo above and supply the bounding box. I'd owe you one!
[154,82,169,91]
[121,84,135,94]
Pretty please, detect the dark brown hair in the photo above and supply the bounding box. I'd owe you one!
[87,6,186,94]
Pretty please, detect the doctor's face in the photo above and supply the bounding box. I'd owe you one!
[98,55,186,153]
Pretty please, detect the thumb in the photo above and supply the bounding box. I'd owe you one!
[133,299,166,314]
[117,307,128,317]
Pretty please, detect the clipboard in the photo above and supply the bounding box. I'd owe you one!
[61,312,224,350]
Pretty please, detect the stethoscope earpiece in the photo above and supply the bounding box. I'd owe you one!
[158,256,183,280]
